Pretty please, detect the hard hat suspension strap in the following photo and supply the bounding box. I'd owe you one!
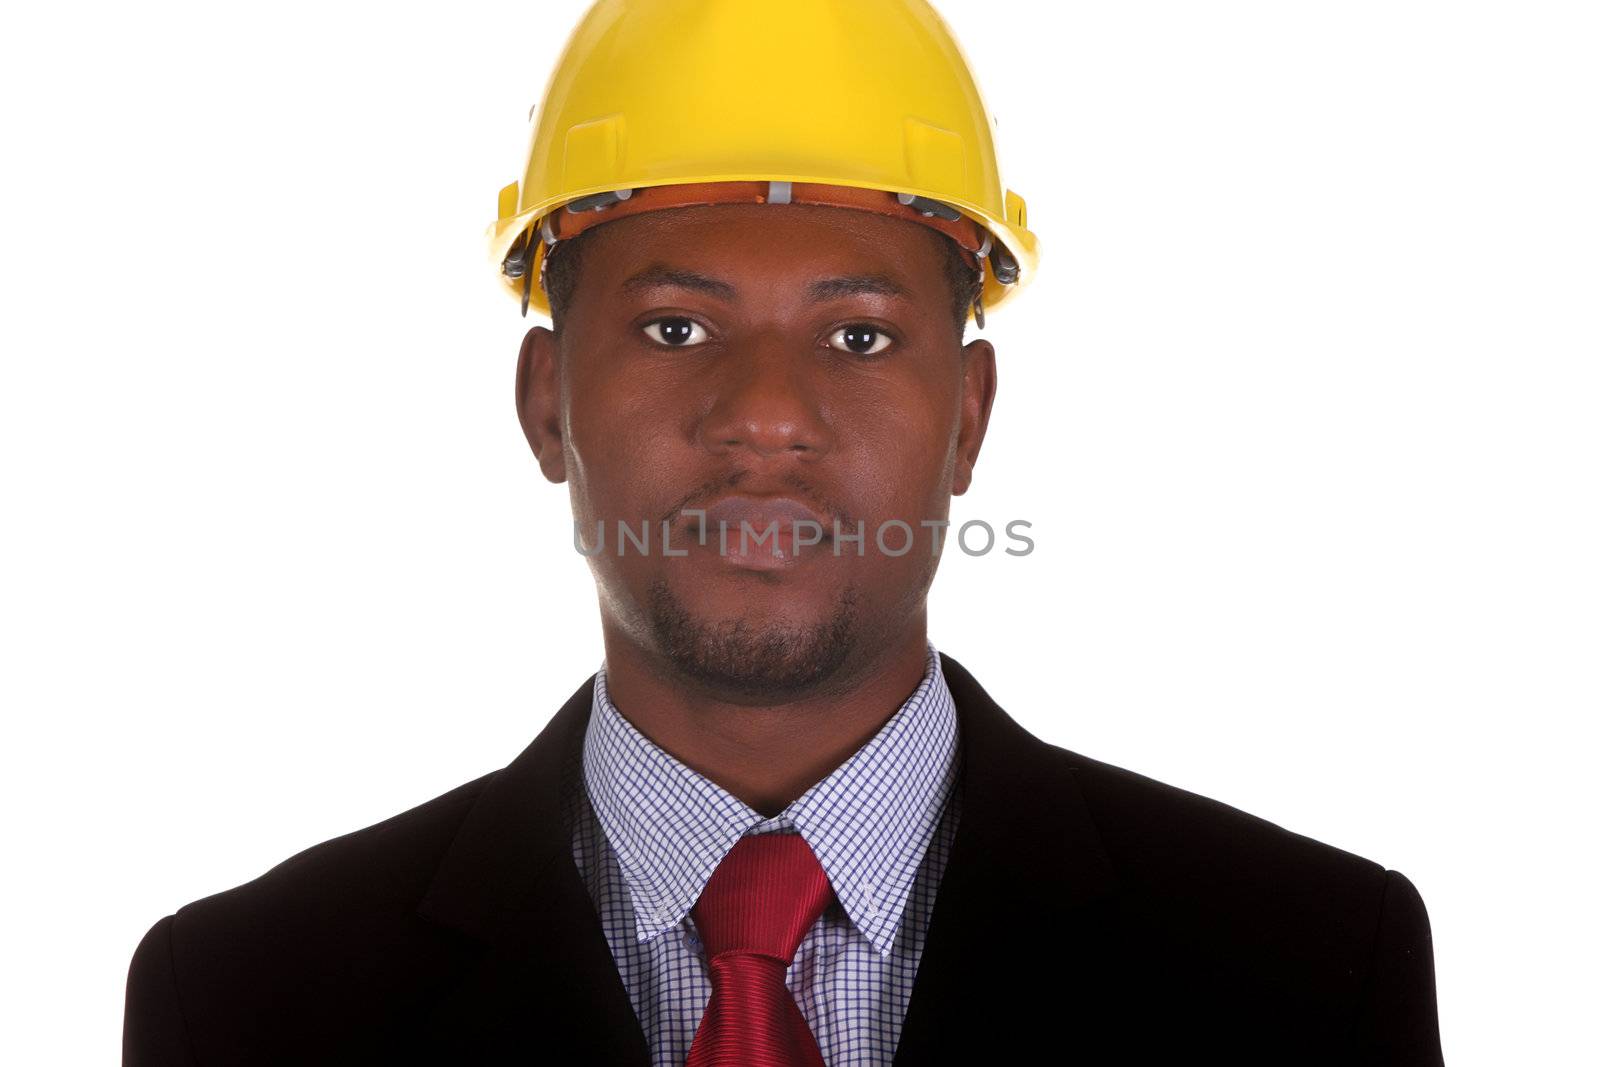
[503,180,1019,319]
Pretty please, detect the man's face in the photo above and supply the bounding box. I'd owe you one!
[517,203,996,700]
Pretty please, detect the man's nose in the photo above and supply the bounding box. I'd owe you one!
[695,339,835,460]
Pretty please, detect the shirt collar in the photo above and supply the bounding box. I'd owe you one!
[581,643,960,958]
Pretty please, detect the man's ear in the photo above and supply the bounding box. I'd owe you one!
[515,326,567,484]
[952,337,997,496]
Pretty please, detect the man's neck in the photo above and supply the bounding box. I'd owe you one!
[597,624,932,816]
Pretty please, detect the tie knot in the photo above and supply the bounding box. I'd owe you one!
[691,833,835,964]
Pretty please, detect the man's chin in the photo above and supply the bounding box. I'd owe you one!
[644,577,860,699]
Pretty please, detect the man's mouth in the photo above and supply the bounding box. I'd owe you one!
[684,494,835,568]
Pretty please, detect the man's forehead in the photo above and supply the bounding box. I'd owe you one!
[582,203,949,295]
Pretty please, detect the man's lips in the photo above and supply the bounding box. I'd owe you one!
[681,495,834,566]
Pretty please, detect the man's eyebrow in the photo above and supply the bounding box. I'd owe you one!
[619,265,913,305]
[806,275,912,303]
[620,265,737,301]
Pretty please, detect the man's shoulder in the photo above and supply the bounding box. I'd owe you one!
[943,654,1396,895]
[1059,746,1388,889]
[934,656,1443,1063]
[1039,741,1415,971]
[179,770,498,931]
[129,770,503,1056]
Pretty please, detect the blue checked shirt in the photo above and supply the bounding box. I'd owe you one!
[564,643,962,1067]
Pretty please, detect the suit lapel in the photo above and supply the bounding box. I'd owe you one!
[416,674,650,1066]
[893,653,1118,1064]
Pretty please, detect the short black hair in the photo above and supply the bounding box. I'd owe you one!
[542,223,983,341]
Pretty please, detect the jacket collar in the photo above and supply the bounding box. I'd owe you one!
[419,672,596,949]
[417,652,1117,1064]
[891,652,1118,1063]
[417,673,650,1063]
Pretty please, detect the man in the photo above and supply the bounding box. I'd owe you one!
[124,1,1444,1064]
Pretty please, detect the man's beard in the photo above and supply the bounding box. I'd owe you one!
[644,578,861,699]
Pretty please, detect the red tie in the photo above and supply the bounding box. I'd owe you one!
[685,833,836,1067]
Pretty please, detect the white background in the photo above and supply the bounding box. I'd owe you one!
[2,1,1595,1062]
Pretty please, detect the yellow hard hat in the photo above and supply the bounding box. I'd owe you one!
[488,0,1039,321]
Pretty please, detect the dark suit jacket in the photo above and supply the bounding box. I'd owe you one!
[125,654,1444,1065]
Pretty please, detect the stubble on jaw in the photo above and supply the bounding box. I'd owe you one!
[643,578,862,700]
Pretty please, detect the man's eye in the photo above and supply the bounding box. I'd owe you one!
[641,318,708,347]
[826,324,893,356]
